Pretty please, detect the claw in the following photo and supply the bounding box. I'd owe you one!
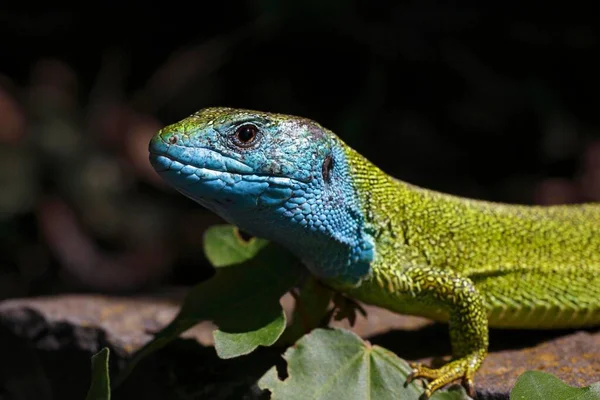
[462,377,476,398]
[406,362,421,385]
[421,387,433,400]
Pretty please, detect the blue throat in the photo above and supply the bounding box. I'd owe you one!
[150,136,374,287]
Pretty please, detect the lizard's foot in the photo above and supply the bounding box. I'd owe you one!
[406,355,480,399]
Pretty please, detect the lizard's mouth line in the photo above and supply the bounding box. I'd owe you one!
[149,151,311,186]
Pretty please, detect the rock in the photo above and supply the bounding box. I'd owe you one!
[0,292,598,400]
[0,290,277,400]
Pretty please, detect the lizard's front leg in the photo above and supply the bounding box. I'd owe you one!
[400,265,489,398]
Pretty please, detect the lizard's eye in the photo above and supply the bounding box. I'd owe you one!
[233,124,259,147]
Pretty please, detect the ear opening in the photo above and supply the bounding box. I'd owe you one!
[322,154,333,183]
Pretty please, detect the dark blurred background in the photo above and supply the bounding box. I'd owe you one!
[1,3,599,299]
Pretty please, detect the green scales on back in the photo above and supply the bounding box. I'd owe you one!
[149,107,600,398]
[343,145,600,329]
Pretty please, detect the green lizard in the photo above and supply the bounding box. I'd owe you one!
[148,107,600,398]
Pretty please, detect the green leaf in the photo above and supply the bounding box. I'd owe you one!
[114,242,305,388]
[259,328,471,400]
[214,308,286,359]
[203,225,268,267]
[510,371,600,400]
[85,347,111,400]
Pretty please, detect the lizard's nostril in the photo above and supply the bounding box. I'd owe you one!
[149,128,176,155]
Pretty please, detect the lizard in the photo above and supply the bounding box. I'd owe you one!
[148,107,600,398]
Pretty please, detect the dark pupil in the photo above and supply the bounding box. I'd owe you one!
[238,126,256,142]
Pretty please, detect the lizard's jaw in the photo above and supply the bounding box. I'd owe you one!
[149,131,255,176]
[148,142,303,213]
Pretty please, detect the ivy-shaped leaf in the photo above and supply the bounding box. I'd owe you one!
[259,328,471,400]
[85,347,111,400]
[114,231,305,388]
[510,371,600,400]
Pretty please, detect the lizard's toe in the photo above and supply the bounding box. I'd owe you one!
[405,356,480,398]
[405,363,420,385]
[407,362,441,381]
[462,376,476,398]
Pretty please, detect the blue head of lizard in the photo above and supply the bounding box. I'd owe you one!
[149,107,374,286]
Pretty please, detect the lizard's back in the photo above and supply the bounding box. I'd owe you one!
[431,197,600,329]
[347,148,600,329]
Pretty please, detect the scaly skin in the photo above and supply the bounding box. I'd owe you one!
[149,107,600,398]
